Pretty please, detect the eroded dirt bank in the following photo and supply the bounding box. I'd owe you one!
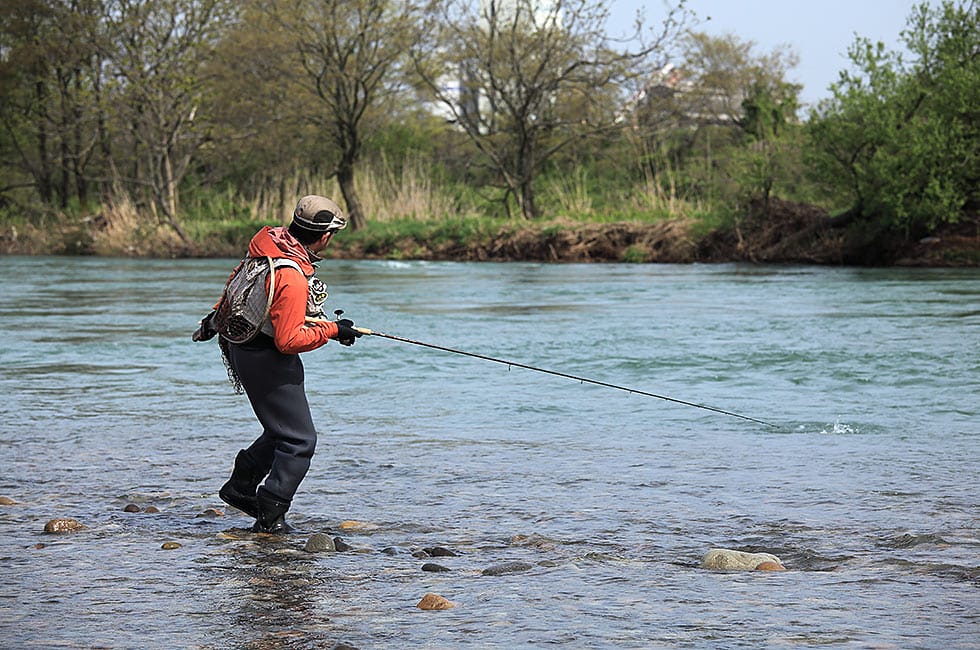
[2,198,977,266]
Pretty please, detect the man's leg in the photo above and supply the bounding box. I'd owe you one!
[228,343,318,531]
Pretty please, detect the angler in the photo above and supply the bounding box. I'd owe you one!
[193,195,362,534]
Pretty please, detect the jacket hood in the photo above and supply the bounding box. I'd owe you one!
[247,226,316,275]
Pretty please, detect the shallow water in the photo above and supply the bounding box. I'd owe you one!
[1,257,978,648]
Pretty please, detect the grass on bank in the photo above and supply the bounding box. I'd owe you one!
[0,160,722,259]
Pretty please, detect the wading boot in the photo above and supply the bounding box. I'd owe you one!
[219,450,265,518]
[252,488,295,534]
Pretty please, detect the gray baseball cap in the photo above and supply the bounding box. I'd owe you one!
[292,195,347,233]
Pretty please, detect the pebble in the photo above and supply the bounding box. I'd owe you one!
[421,563,451,573]
[43,518,85,534]
[304,533,336,553]
[425,546,458,557]
[161,541,182,550]
[124,503,161,513]
[481,561,533,576]
[701,548,786,571]
[0,496,17,505]
[217,531,245,540]
[416,593,455,610]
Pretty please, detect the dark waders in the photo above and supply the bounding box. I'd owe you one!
[222,334,317,532]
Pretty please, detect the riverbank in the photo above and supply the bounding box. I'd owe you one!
[2,198,977,266]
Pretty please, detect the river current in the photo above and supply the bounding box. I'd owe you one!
[0,257,977,648]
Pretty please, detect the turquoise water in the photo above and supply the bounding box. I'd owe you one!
[0,257,977,648]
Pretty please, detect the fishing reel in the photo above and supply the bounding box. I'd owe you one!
[331,309,361,346]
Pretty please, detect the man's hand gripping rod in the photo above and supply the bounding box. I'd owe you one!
[312,313,775,427]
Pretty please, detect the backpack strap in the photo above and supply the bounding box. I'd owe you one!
[272,258,306,275]
[263,256,276,324]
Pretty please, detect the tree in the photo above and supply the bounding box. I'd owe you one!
[0,0,109,210]
[806,0,980,233]
[98,0,236,247]
[262,0,435,230]
[416,0,690,219]
[629,31,800,209]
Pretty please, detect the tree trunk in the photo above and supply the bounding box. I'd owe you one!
[159,145,193,251]
[337,161,365,231]
[35,80,53,203]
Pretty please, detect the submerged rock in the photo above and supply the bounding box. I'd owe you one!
[425,546,458,557]
[144,506,161,514]
[701,548,786,571]
[417,593,455,610]
[421,562,450,573]
[161,541,182,550]
[304,533,336,553]
[217,531,246,540]
[482,561,533,576]
[197,508,224,518]
[755,561,786,571]
[43,518,85,534]
[0,496,18,505]
[123,503,141,512]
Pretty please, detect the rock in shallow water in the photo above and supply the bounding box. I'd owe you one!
[304,533,336,553]
[161,541,182,550]
[754,560,786,571]
[425,546,458,557]
[701,548,785,571]
[417,593,455,610]
[421,562,450,573]
[43,518,85,534]
[481,561,533,576]
[0,496,18,505]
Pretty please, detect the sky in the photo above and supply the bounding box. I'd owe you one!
[606,0,926,108]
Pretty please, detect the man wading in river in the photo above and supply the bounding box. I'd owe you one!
[193,195,361,533]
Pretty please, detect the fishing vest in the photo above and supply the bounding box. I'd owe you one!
[214,256,328,344]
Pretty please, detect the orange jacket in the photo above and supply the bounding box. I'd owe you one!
[245,226,339,354]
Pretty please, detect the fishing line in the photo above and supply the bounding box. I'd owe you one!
[328,317,775,427]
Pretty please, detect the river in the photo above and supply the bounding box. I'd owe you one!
[1,257,977,648]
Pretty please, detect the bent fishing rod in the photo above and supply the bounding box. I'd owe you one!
[313,314,775,427]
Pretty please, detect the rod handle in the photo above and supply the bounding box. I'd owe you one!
[305,317,374,336]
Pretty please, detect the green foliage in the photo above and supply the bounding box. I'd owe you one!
[6,0,973,262]
[621,245,648,263]
[805,0,980,233]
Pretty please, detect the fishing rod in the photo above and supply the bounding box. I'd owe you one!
[313,314,775,427]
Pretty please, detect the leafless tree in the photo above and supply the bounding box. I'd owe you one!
[263,0,436,230]
[415,0,690,219]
